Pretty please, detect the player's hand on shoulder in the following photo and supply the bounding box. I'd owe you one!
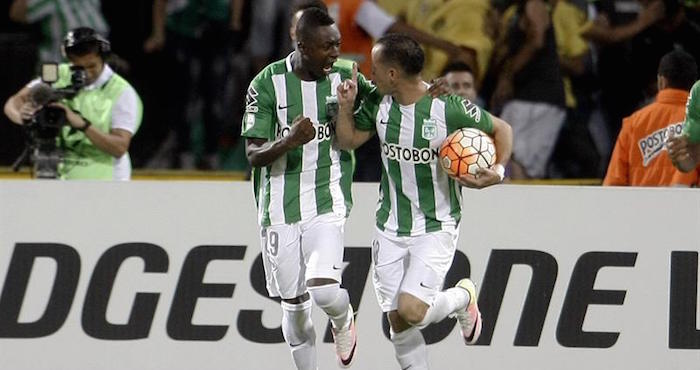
[456,168,502,189]
[428,77,450,97]
[285,115,316,147]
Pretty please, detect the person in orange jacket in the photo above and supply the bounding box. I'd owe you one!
[603,49,698,186]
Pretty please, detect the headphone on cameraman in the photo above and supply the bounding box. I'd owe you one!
[61,27,111,59]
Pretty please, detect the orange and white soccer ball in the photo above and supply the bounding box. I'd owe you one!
[439,127,496,178]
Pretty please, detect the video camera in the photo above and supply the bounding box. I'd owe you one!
[13,63,88,178]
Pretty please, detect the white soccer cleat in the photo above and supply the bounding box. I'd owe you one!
[331,305,357,368]
[451,278,483,345]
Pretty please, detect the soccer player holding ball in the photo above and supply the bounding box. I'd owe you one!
[335,34,512,369]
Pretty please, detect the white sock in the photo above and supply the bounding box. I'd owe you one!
[281,300,317,370]
[391,327,429,370]
[307,283,351,329]
[417,287,470,328]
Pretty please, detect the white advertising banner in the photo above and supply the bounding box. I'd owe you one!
[0,181,699,370]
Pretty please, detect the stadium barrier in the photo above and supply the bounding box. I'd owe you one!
[0,181,698,369]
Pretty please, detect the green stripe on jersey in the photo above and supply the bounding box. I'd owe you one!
[413,98,442,233]
[387,102,413,236]
[315,78,333,215]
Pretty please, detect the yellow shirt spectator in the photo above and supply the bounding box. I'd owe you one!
[551,0,592,108]
[376,0,405,15]
[398,0,494,81]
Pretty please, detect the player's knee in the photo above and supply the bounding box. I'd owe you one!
[397,304,426,326]
[387,311,412,333]
[307,283,342,308]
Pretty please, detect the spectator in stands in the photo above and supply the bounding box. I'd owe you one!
[603,49,698,186]
[490,0,566,179]
[247,0,293,73]
[144,0,245,169]
[388,0,496,82]
[441,61,479,103]
[9,0,109,63]
[323,0,476,78]
[548,0,601,178]
[324,0,474,181]
[582,0,666,150]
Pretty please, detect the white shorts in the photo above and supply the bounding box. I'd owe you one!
[371,228,458,312]
[260,212,345,299]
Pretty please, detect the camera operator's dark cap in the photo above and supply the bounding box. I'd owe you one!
[62,27,111,59]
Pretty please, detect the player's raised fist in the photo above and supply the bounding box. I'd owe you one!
[286,116,316,147]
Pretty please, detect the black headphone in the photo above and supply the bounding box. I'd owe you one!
[62,27,111,58]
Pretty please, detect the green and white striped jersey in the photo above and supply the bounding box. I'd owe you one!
[242,54,373,227]
[683,80,700,143]
[26,0,108,63]
[355,92,494,236]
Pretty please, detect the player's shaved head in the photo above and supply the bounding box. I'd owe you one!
[374,34,425,77]
[295,7,335,44]
[293,0,328,15]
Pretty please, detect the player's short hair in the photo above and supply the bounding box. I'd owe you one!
[375,34,425,76]
[296,7,335,43]
[293,0,328,15]
[441,61,474,77]
[658,49,697,90]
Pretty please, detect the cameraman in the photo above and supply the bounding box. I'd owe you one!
[3,27,142,180]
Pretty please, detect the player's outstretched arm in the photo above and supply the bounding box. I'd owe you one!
[335,64,372,150]
[457,115,512,189]
[246,115,315,167]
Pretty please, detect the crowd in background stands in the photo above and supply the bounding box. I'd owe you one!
[1,0,699,180]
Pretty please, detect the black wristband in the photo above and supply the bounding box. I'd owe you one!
[78,119,92,132]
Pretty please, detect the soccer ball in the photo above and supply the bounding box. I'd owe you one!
[439,128,496,178]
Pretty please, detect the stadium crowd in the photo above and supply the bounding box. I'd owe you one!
[1,0,699,181]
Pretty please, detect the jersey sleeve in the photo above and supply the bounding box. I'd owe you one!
[683,81,700,144]
[444,95,494,134]
[241,72,276,141]
[356,71,374,101]
[354,87,382,132]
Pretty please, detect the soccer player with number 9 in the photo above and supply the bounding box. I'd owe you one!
[241,8,375,370]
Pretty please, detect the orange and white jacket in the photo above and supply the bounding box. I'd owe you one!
[604,88,698,186]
